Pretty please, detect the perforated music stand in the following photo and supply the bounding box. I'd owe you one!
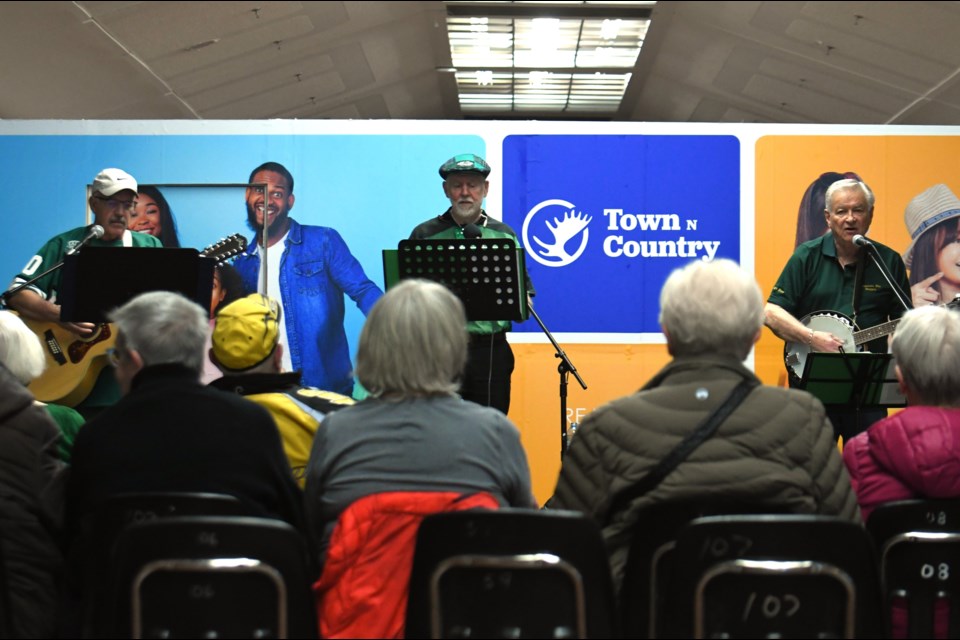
[58,247,215,323]
[797,352,905,410]
[383,238,528,322]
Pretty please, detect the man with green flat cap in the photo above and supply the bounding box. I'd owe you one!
[409,153,534,415]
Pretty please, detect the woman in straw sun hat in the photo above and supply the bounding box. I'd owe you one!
[904,183,960,307]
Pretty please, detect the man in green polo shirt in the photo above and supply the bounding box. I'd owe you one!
[6,168,162,417]
[408,153,534,415]
[765,177,910,441]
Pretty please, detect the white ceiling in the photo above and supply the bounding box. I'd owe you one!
[4,1,960,124]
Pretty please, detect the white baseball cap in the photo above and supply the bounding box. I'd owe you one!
[92,168,138,197]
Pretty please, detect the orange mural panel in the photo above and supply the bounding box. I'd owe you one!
[755,135,960,388]
[509,342,671,505]
[509,133,960,507]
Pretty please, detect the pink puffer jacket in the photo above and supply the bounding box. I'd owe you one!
[843,406,960,521]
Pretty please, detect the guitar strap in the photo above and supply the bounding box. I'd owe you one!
[851,255,866,328]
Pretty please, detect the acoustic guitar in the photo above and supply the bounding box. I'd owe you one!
[783,296,960,380]
[24,234,247,406]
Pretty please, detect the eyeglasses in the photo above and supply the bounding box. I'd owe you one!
[94,195,137,211]
[106,348,122,367]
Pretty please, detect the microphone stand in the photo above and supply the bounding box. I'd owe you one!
[1,259,67,306]
[862,244,912,312]
[2,225,103,308]
[526,304,587,458]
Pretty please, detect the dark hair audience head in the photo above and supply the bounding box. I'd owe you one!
[211,262,247,318]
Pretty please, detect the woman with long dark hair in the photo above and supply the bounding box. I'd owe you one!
[129,185,181,248]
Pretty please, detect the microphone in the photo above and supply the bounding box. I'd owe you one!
[852,234,873,248]
[462,223,482,239]
[66,224,105,256]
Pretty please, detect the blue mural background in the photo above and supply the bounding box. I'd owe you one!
[4,133,484,369]
[503,134,741,334]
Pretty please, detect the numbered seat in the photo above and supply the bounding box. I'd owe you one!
[405,508,616,639]
[617,500,792,638]
[80,492,248,564]
[100,516,317,638]
[867,499,960,638]
[662,515,882,639]
[132,557,287,639]
[72,492,250,637]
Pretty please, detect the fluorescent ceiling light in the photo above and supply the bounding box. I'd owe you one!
[445,1,655,116]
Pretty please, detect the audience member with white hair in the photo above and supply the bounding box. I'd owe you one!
[549,258,859,590]
[0,312,65,637]
[60,292,305,636]
[305,279,536,638]
[64,291,304,534]
[0,310,85,461]
[843,305,960,520]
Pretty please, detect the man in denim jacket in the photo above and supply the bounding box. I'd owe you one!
[233,162,382,395]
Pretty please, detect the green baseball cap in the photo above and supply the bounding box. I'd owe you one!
[439,154,491,179]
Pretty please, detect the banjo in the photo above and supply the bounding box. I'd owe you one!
[783,297,960,380]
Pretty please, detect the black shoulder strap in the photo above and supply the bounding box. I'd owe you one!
[602,377,759,526]
[851,255,866,326]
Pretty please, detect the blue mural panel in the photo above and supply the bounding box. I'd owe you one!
[2,133,482,379]
[503,135,741,334]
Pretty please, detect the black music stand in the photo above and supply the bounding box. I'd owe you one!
[384,238,529,321]
[58,247,215,323]
[384,238,587,456]
[796,352,905,411]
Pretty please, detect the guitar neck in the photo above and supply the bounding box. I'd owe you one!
[853,298,960,346]
[853,317,900,346]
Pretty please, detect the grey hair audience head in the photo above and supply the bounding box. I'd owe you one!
[108,291,209,374]
[658,259,764,360]
[891,305,960,407]
[355,279,467,398]
[0,310,45,385]
[825,178,875,212]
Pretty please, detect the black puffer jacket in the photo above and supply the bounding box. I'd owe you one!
[0,362,64,638]
[549,354,859,588]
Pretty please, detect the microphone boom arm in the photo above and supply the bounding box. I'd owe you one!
[862,243,913,312]
[2,224,103,306]
[2,258,67,306]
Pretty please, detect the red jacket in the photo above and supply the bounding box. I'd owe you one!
[314,491,499,639]
[843,406,960,522]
